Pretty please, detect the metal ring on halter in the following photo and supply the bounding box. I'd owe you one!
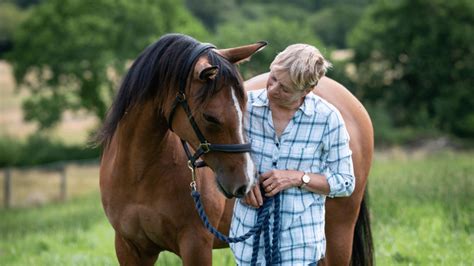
[199,141,211,153]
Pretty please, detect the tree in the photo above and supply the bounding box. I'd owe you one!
[0,2,29,57]
[307,4,366,48]
[7,0,208,129]
[185,0,237,31]
[349,0,474,137]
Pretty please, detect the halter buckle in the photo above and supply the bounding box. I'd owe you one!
[199,141,211,153]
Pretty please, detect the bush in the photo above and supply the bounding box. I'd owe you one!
[0,135,99,167]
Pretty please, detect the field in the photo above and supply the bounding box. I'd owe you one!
[0,151,472,265]
[0,61,97,144]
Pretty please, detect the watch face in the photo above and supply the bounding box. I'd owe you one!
[302,174,310,183]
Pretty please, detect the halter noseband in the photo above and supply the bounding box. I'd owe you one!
[167,43,251,169]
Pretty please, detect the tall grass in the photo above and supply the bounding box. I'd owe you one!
[370,151,473,265]
[0,151,472,265]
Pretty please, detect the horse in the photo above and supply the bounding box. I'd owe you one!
[98,33,267,265]
[243,73,374,266]
[99,33,374,265]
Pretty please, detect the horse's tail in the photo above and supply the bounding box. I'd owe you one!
[351,190,374,266]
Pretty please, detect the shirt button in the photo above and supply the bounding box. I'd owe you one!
[275,143,279,147]
[272,161,277,166]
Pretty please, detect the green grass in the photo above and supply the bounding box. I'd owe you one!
[370,151,473,265]
[0,151,473,265]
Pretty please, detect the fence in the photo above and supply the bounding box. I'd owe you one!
[1,159,99,208]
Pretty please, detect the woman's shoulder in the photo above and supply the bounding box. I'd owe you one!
[309,92,341,118]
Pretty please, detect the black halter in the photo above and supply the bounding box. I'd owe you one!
[167,43,251,169]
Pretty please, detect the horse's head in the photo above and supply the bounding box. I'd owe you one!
[166,37,266,198]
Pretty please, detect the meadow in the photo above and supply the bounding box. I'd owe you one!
[0,150,472,265]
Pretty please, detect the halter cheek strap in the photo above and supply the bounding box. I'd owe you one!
[167,43,251,169]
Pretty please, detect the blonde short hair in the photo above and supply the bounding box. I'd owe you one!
[270,44,332,92]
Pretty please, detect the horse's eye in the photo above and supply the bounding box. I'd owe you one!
[203,113,221,125]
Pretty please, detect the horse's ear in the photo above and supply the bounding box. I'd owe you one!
[194,59,219,81]
[199,66,219,81]
[217,41,268,64]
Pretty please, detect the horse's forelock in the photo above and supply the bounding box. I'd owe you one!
[193,51,245,109]
[97,34,201,146]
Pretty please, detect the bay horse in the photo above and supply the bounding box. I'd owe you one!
[98,33,266,265]
[99,33,374,265]
[243,74,374,266]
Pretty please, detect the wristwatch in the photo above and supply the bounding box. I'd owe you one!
[300,173,311,189]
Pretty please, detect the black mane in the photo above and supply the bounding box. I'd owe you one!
[96,33,244,146]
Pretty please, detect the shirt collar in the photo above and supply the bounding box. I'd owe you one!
[251,88,269,107]
[300,92,316,116]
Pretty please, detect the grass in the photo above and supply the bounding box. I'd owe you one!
[0,151,473,265]
[369,151,473,265]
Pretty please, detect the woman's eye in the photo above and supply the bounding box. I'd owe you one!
[278,85,289,93]
[203,114,221,125]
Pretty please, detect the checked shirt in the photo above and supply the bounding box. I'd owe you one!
[230,89,355,265]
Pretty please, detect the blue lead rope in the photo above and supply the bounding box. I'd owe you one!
[191,189,281,265]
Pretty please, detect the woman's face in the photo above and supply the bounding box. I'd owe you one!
[266,69,306,108]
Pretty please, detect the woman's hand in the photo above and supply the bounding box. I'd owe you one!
[260,169,302,197]
[242,183,264,208]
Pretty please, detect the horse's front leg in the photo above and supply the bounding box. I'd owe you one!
[179,228,214,266]
[115,232,159,266]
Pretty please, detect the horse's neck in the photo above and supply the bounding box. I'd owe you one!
[112,101,180,182]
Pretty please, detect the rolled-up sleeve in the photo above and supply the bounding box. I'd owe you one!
[323,111,355,198]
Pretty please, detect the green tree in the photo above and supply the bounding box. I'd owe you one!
[185,0,237,31]
[7,0,208,129]
[0,2,29,57]
[307,4,366,48]
[349,0,474,137]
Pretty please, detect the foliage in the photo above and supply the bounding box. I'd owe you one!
[349,0,474,138]
[7,0,208,129]
[307,4,366,48]
[0,2,29,57]
[1,152,473,264]
[8,0,43,9]
[213,17,326,79]
[184,0,237,31]
[0,135,99,167]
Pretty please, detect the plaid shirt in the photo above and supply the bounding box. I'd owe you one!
[230,89,355,265]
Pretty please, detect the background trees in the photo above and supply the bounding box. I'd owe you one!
[349,0,474,137]
[6,0,207,128]
[2,0,473,141]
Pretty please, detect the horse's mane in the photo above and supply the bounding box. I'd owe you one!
[96,33,244,147]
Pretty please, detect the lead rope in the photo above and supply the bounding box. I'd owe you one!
[189,165,281,265]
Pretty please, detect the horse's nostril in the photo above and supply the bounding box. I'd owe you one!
[234,185,247,198]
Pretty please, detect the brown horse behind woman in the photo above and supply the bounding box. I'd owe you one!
[99,33,373,265]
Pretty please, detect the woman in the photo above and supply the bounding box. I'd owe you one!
[230,44,355,265]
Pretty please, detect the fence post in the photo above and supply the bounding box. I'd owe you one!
[4,168,11,208]
[59,165,67,201]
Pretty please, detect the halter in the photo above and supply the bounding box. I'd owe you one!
[167,43,251,176]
